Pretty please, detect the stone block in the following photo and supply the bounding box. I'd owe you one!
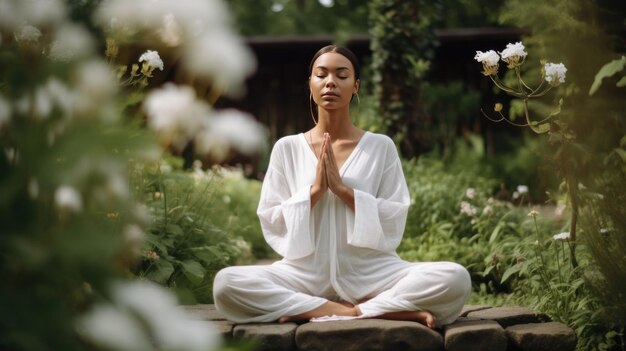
[460,305,492,317]
[179,304,226,321]
[295,319,443,351]
[444,319,507,351]
[506,322,576,351]
[233,323,297,351]
[208,320,234,339]
[467,307,549,327]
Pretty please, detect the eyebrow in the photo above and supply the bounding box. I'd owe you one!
[315,66,352,72]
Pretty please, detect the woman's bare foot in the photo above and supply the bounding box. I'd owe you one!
[377,310,436,329]
[278,301,358,323]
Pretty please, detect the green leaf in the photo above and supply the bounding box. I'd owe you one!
[165,223,184,236]
[616,76,626,88]
[146,260,174,284]
[501,264,521,284]
[589,56,626,95]
[181,259,205,284]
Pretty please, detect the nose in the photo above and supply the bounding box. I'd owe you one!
[325,75,336,88]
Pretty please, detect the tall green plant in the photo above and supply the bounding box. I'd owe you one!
[368,0,441,157]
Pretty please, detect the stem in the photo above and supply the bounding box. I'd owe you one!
[489,75,525,97]
[566,175,579,268]
[515,67,533,93]
[532,216,551,287]
[480,109,530,127]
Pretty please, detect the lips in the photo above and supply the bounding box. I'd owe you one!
[322,91,338,97]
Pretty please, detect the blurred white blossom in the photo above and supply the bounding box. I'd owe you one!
[55,185,82,212]
[553,232,570,241]
[499,42,527,68]
[544,62,567,86]
[196,109,266,157]
[77,304,151,351]
[143,83,207,149]
[78,278,219,350]
[516,185,529,194]
[73,60,118,116]
[460,201,477,216]
[465,187,476,199]
[138,50,164,72]
[15,24,41,43]
[95,0,256,97]
[482,205,493,215]
[185,31,256,97]
[0,0,66,31]
[48,23,94,62]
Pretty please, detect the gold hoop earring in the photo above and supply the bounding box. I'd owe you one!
[309,93,317,125]
[355,92,360,105]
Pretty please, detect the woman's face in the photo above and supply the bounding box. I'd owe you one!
[309,52,359,112]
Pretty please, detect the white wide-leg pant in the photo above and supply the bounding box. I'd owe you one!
[213,261,471,326]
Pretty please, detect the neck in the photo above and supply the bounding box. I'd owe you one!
[313,107,355,139]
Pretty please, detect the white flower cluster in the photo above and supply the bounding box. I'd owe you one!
[95,0,256,97]
[460,201,477,216]
[475,42,567,86]
[499,42,527,68]
[143,83,266,161]
[552,232,570,241]
[512,184,528,200]
[473,50,500,76]
[77,280,220,351]
[544,62,567,86]
[138,50,164,71]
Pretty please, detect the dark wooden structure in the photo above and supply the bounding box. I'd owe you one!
[217,28,525,145]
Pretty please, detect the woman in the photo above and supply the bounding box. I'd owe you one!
[213,45,471,329]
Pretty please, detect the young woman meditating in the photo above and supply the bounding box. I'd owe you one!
[213,45,471,329]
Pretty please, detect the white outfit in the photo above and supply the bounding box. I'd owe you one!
[213,132,471,326]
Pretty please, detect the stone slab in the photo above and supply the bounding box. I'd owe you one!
[506,322,577,351]
[467,307,549,327]
[179,304,225,321]
[460,305,492,317]
[208,320,234,339]
[295,319,443,351]
[444,319,507,351]
[233,323,297,351]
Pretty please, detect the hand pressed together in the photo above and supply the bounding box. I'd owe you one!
[310,133,355,210]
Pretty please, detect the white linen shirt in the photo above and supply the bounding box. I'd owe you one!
[257,132,412,304]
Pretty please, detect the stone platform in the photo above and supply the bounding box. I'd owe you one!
[180,304,577,351]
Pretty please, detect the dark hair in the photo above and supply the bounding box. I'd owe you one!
[307,45,360,80]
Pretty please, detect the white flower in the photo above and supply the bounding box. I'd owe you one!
[0,0,66,31]
[552,232,570,241]
[143,83,207,149]
[499,42,527,68]
[465,188,476,199]
[0,94,11,126]
[157,13,183,46]
[516,185,529,194]
[48,23,94,62]
[55,185,82,212]
[512,191,520,200]
[206,109,266,155]
[77,304,151,351]
[138,50,164,71]
[474,50,499,76]
[15,24,42,43]
[185,30,256,97]
[474,50,499,66]
[544,62,567,86]
[111,281,221,351]
[460,201,477,216]
[73,60,118,116]
[319,0,334,7]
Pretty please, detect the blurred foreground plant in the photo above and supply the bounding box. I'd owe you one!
[0,0,266,350]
